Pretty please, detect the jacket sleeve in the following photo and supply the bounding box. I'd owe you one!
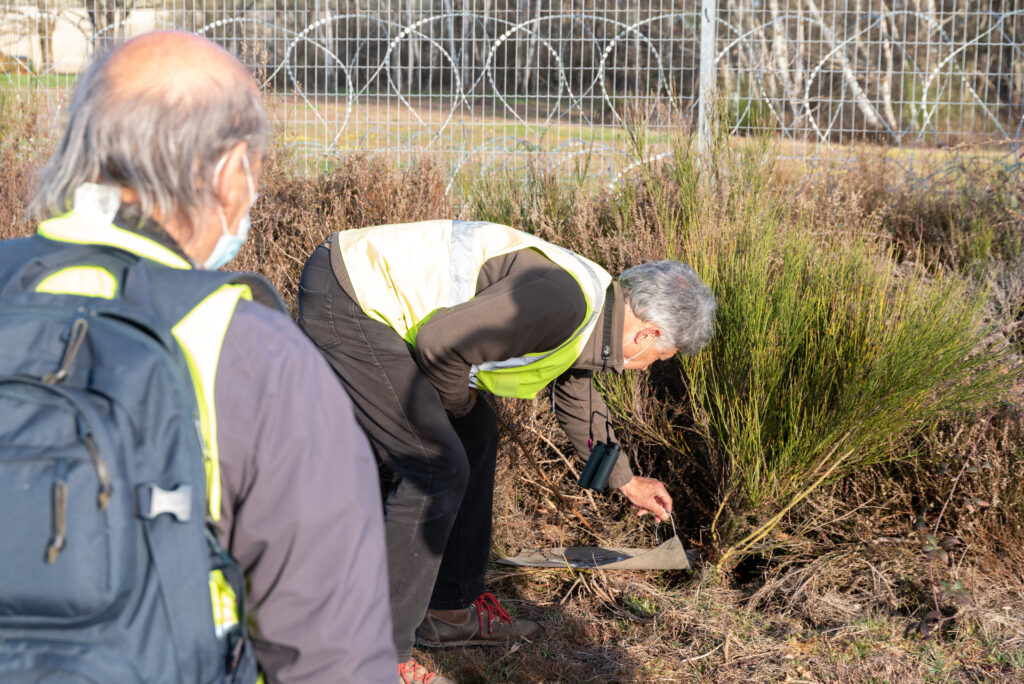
[214,300,395,684]
[411,252,587,418]
[553,369,634,490]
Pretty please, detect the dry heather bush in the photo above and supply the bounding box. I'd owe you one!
[744,414,1024,631]
[235,152,453,305]
[821,153,1024,271]
[0,90,44,240]
[459,136,708,276]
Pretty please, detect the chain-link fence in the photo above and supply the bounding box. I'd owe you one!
[1,1,1021,180]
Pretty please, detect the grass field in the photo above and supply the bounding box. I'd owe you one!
[2,90,1022,683]
[0,72,77,89]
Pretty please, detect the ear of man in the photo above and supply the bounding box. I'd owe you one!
[630,325,661,346]
[214,141,254,225]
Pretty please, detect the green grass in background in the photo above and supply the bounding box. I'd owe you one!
[0,72,77,90]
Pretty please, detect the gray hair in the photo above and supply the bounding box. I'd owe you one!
[619,261,717,356]
[31,47,269,235]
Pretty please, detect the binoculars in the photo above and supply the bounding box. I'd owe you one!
[577,441,621,492]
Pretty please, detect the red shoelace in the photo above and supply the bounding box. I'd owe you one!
[473,592,513,635]
[398,659,436,684]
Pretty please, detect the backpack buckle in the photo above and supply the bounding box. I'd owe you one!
[136,483,192,523]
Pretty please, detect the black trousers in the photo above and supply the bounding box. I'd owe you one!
[297,244,497,661]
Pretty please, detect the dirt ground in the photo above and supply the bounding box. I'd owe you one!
[406,405,1024,684]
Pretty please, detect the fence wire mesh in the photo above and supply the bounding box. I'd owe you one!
[1,1,1021,181]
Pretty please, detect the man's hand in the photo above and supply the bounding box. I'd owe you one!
[449,388,479,419]
[618,476,673,522]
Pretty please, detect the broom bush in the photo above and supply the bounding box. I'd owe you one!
[606,143,1016,568]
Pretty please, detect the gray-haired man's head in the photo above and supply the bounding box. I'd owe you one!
[619,260,717,362]
[31,31,268,253]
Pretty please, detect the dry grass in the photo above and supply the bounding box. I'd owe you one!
[815,152,1024,273]
[0,90,44,241]
[429,395,1024,682]
[2,98,1022,682]
[234,148,453,308]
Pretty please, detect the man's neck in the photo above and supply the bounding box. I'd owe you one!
[112,204,195,266]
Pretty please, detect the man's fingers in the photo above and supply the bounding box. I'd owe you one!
[654,487,673,513]
[623,478,674,522]
[636,503,669,520]
[647,497,669,521]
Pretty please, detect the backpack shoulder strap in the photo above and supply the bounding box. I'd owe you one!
[0,237,130,297]
[227,272,289,313]
[125,264,288,329]
[0,235,287,310]
[0,236,289,338]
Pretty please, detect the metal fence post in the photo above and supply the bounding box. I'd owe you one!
[697,0,719,167]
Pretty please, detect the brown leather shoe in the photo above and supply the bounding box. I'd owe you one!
[415,593,540,647]
[398,658,456,684]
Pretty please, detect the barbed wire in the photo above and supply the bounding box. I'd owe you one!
[1,1,1020,181]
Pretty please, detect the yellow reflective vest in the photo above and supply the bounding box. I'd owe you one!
[336,220,613,399]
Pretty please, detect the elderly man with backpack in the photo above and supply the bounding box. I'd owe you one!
[0,32,395,683]
[297,221,717,683]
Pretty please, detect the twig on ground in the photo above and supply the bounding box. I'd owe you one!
[678,641,723,664]
[500,416,596,534]
[560,577,582,605]
[933,417,987,537]
[933,458,971,538]
[494,642,521,663]
[520,421,601,510]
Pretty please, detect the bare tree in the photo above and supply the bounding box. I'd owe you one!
[877,0,899,131]
[83,0,134,53]
[34,0,56,69]
[805,0,882,129]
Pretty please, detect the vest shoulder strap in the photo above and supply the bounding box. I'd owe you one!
[0,236,288,324]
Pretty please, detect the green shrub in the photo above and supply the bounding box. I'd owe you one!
[595,139,1018,569]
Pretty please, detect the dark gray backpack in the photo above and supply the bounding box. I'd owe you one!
[0,236,284,683]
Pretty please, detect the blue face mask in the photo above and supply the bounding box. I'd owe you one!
[203,154,257,271]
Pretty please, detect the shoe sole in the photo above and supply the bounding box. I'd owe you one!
[416,636,531,648]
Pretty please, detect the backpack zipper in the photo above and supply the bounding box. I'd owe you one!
[45,459,69,564]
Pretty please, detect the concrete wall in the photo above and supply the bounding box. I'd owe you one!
[1,6,163,74]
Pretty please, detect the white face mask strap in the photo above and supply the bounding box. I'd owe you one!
[624,336,656,365]
[216,203,230,238]
[211,152,231,238]
[214,148,256,192]
[213,152,230,190]
[240,153,255,200]
[211,150,256,238]
[624,325,662,364]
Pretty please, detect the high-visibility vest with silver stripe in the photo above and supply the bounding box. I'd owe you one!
[35,207,244,638]
[337,220,613,399]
